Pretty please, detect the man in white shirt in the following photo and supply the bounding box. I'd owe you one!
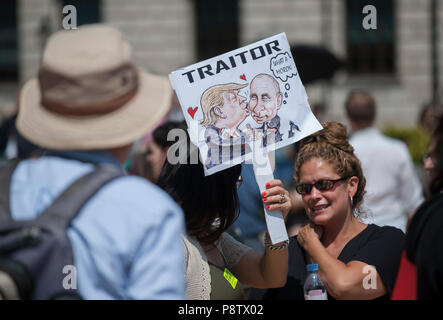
[345,90,424,232]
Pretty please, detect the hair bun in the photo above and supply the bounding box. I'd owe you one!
[302,122,354,154]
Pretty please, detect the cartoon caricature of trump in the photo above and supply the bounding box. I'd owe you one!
[249,73,284,146]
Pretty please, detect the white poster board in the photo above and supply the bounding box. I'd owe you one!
[169,33,322,243]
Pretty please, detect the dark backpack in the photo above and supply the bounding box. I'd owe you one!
[0,160,123,299]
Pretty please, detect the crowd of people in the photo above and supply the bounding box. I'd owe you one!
[0,23,442,300]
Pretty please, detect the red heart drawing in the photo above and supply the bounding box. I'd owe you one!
[240,74,246,81]
[187,107,198,118]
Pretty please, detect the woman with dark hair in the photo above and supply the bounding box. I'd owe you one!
[392,116,443,299]
[158,138,291,300]
[254,122,405,300]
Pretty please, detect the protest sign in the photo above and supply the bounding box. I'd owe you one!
[169,33,322,243]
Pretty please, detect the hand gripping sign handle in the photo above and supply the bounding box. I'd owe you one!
[250,141,289,244]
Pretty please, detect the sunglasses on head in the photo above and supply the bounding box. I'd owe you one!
[295,177,350,195]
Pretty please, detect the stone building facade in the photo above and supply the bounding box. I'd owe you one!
[1,0,442,127]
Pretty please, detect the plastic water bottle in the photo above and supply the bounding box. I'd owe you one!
[304,264,328,300]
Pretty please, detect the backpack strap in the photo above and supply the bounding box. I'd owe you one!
[0,159,21,223]
[35,165,124,233]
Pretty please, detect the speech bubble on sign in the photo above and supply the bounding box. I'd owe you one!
[270,52,297,82]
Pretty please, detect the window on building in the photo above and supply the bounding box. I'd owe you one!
[0,0,18,82]
[61,0,101,26]
[194,0,239,61]
[346,0,395,75]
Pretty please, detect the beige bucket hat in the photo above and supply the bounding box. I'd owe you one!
[16,24,172,150]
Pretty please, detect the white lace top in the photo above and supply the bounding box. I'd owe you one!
[183,232,252,300]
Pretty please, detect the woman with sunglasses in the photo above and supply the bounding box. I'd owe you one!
[256,122,405,300]
[157,133,291,300]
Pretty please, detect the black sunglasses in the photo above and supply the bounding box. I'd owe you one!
[295,177,350,195]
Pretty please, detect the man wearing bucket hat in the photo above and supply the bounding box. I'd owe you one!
[9,24,185,299]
